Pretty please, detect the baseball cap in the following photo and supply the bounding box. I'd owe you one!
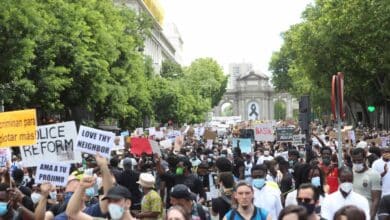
[170,184,196,201]
[102,185,132,201]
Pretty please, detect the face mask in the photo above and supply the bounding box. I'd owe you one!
[311,176,321,187]
[353,163,365,172]
[31,192,42,204]
[221,154,226,158]
[49,191,57,200]
[252,178,266,189]
[264,151,270,156]
[0,202,8,216]
[339,182,353,194]
[176,167,184,175]
[86,187,95,197]
[207,158,212,163]
[289,160,294,167]
[298,201,315,214]
[108,203,125,220]
[322,157,331,166]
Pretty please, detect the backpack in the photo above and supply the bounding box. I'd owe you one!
[227,207,267,220]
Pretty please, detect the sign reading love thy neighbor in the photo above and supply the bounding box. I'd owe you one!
[0,109,37,147]
[35,162,70,187]
[20,121,81,167]
[75,126,115,158]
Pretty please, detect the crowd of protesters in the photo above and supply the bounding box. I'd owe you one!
[0,122,389,220]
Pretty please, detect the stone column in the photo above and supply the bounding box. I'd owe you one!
[286,98,293,119]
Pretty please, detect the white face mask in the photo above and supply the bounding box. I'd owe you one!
[353,163,365,172]
[108,203,125,220]
[264,151,270,156]
[31,192,42,204]
[339,182,353,194]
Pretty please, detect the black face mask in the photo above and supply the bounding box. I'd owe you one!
[298,201,316,214]
[322,157,331,166]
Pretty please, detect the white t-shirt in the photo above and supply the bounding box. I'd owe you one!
[321,190,370,220]
[353,168,382,205]
[253,184,283,220]
[256,155,274,165]
[372,158,390,196]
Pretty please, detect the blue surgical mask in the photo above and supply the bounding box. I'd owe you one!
[108,203,125,220]
[0,202,8,216]
[252,178,266,189]
[86,188,95,197]
[311,176,321,187]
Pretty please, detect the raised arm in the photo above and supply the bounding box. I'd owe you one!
[95,154,113,214]
[34,183,52,220]
[66,176,94,219]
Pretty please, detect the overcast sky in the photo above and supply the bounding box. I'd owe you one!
[160,0,313,76]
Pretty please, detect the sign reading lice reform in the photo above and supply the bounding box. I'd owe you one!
[75,126,115,158]
[20,121,81,167]
[35,162,70,187]
[0,109,37,147]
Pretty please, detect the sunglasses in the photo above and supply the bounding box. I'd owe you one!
[296,198,313,203]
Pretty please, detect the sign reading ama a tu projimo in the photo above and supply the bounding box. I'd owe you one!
[0,109,37,147]
[75,125,115,158]
[20,121,81,167]
[276,127,294,142]
[35,162,70,187]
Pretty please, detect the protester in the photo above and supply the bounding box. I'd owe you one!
[278,205,308,220]
[296,183,322,220]
[371,147,390,197]
[321,166,370,220]
[211,172,234,220]
[223,181,271,220]
[136,173,163,220]
[333,205,366,220]
[117,158,142,210]
[319,147,339,194]
[166,205,191,220]
[169,184,210,220]
[378,194,390,220]
[351,147,382,219]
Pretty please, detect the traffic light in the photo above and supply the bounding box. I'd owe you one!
[299,95,311,134]
[367,106,375,112]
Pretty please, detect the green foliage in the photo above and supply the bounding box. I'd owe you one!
[274,100,286,120]
[161,60,183,78]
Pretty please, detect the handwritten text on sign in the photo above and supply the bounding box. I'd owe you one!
[254,123,274,142]
[20,121,81,166]
[75,126,115,158]
[0,109,37,147]
[35,162,70,187]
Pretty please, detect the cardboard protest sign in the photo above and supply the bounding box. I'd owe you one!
[348,131,356,143]
[174,135,184,150]
[20,121,81,167]
[167,130,181,139]
[112,136,125,150]
[254,123,274,142]
[149,140,161,157]
[292,134,305,146]
[232,138,252,153]
[75,126,115,158]
[0,149,11,167]
[130,138,152,156]
[160,139,174,149]
[203,129,217,141]
[380,136,390,147]
[154,131,164,139]
[35,162,70,187]
[0,109,37,147]
[276,127,294,142]
[147,127,155,136]
[206,139,213,149]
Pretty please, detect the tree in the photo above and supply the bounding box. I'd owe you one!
[184,58,227,107]
[160,60,183,78]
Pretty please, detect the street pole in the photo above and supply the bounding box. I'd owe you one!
[336,102,343,167]
[0,99,3,112]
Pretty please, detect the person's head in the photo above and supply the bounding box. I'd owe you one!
[197,162,209,176]
[351,148,367,172]
[11,168,24,185]
[102,185,132,220]
[382,147,390,162]
[166,205,191,220]
[0,183,10,217]
[296,183,319,215]
[170,184,195,210]
[368,146,381,158]
[218,172,234,190]
[308,166,325,194]
[279,160,290,173]
[233,182,254,210]
[137,173,155,192]
[278,205,308,220]
[338,166,354,195]
[320,147,332,165]
[110,157,120,168]
[333,205,365,220]
[288,149,299,165]
[176,158,191,175]
[215,157,233,172]
[122,158,133,171]
[251,164,267,179]
[293,163,311,188]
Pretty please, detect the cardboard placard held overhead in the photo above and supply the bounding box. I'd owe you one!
[149,140,161,157]
[160,139,174,149]
[232,138,252,153]
[254,123,274,142]
[35,162,70,187]
[276,127,294,142]
[0,149,11,167]
[0,109,37,147]
[20,121,81,167]
[75,126,115,158]
[174,135,184,150]
[203,129,217,141]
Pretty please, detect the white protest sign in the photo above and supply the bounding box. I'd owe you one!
[293,134,305,146]
[35,162,70,187]
[75,126,115,158]
[20,121,81,167]
[160,139,174,149]
[155,131,164,139]
[149,140,162,157]
[147,127,155,136]
[348,130,356,143]
[112,136,125,150]
[254,123,274,141]
[206,139,213,149]
[0,149,10,167]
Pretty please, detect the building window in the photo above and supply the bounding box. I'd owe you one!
[233,66,240,75]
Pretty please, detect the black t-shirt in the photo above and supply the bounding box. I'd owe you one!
[212,195,231,220]
[233,158,245,179]
[117,170,142,208]
[162,173,205,199]
[378,195,390,218]
[280,173,293,194]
